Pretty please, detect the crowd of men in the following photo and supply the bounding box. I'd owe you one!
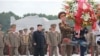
[0,11,100,56]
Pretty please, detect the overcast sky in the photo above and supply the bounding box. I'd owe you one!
[0,0,99,17]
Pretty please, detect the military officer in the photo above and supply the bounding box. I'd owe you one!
[6,24,20,56]
[47,24,61,56]
[58,11,73,56]
[29,27,34,55]
[0,24,5,56]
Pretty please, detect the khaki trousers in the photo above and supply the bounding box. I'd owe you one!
[0,47,4,56]
[49,46,58,56]
[9,47,19,56]
[61,44,72,56]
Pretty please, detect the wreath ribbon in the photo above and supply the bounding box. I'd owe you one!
[74,0,97,31]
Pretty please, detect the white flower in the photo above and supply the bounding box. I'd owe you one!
[82,12,91,21]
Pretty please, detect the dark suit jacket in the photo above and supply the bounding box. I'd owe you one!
[33,31,46,48]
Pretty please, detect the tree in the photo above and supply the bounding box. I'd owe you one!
[0,12,58,31]
[23,13,58,20]
[63,0,98,27]
[0,12,20,31]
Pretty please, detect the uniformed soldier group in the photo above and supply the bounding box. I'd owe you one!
[0,11,100,56]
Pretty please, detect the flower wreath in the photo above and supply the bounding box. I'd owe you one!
[65,0,97,31]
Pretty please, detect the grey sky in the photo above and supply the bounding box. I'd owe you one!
[0,0,99,17]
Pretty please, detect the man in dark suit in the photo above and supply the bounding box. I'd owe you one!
[33,24,46,56]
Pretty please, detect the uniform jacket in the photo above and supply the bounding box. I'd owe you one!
[59,22,73,42]
[33,31,46,48]
[6,32,20,47]
[0,31,5,47]
[47,31,61,46]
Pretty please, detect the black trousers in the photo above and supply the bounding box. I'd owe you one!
[80,45,87,56]
[72,37,87,56]
[34,47,45,56]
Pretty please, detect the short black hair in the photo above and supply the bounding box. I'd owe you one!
[58,11,66,19]
[37,24,42,27]
[19,30,23,33]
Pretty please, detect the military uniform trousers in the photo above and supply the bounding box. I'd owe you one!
[20,45,29,56]
[49,46,58,56]
[9,47,19,56]
[0,47,4,56]
[61,41,72,56]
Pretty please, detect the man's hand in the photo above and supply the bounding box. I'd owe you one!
[63,38,71,43]
[75,34,80,38]
[33,43,37,45]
